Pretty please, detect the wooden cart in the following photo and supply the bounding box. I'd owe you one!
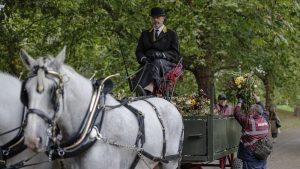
[181,115,242,169]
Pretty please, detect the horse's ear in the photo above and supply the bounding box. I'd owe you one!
[20,49,35,70]
[56,46,66,64]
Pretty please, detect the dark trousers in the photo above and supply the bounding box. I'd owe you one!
[132,59,175,90]
[243,160,267,169]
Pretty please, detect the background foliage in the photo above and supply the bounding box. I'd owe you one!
[0,0,299,109]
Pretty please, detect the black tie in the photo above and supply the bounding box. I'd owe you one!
[155,30,159,40]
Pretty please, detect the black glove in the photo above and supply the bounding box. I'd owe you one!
[140,57,148,64]
[145,50,154,59]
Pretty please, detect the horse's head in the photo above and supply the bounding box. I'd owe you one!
[20,47,66,152]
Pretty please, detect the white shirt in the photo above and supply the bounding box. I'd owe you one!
[154,25,164,37]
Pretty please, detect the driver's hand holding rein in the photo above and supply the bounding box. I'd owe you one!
[133,7,180,95]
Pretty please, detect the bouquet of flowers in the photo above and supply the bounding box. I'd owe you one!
[227,73,257,113]
[172,91,212,117]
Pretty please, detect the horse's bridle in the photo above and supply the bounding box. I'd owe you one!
[23,66,65,145]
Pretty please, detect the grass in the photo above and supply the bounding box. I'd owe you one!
[277,105,294,112]
[276,104,300,130]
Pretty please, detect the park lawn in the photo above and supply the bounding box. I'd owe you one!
[276,105,300,130]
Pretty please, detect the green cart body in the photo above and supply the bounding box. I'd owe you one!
[181,115,242,164]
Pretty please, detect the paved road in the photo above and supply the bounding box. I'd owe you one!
[201,127,300,169]
[267,127,300,169]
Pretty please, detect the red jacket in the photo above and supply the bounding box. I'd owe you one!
[234,105,269,150]
[215,104,232,116]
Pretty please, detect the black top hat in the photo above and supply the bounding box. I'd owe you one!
[218,94,227,100]
[150,7,166,17]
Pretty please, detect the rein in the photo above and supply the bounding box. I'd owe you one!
[4,153,47,169]
[0,106,27,162]
[0,127,21,137]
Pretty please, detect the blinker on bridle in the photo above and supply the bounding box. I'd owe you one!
[31,64,64,95]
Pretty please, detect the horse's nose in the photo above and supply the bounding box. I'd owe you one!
[24,136,42,152]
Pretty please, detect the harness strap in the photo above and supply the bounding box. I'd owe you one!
[0,127,21,137]
[143,100,167,158]
[60,160,67,169]
[1,107,27,161]
[129,155,142,169]
[123,104,145,146]
[5,160,50,169]
[0,147,6,169]
[140,150,168,163]
[0,161,5,169]
[105,96,155,110]
[27,109,53,125]
[130,148,180,169]
[123,104,145,169]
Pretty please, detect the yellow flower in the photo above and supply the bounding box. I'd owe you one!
[191,98,197,106]
[237,84,242,89]
[235,76,245,86]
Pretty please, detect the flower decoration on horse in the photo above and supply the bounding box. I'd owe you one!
[228,72,257,113]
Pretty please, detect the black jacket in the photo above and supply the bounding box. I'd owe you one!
[136,26,180,64]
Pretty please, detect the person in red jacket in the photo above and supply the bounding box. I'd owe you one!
[234,94,269,169]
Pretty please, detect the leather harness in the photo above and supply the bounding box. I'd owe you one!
[2,66,183,168]
[0,106,27,168]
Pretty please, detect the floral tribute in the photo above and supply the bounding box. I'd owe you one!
[172,91,213,117]
[227,72,257,113]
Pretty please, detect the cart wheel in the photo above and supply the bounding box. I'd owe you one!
[231,158,243,169]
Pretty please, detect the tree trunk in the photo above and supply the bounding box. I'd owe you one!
[263,75,274,111]
[7,43,18,76]
[192,65,214,99]
[294,106,300,117]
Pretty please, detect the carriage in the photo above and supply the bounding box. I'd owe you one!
[181,115,242,169]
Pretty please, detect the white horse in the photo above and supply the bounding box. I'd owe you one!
[20,47,184,169]
[0,72,55,169]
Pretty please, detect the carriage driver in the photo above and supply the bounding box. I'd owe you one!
[132,7,180,95]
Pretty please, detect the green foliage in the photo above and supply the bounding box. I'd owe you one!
[0,0,299,103]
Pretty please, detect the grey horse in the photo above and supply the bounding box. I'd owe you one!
[0,72,56,169]
[20,47,184,169]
